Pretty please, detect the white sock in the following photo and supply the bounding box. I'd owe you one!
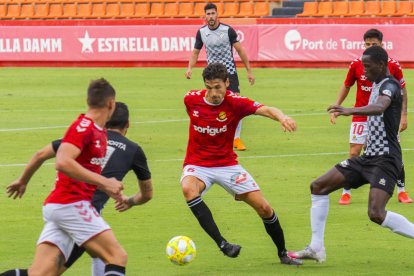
[234,120,242,139]
[397,186,405,193]
[92,257,105,276]
[342,189,351,195]
[309,194,329,251]
[381,211,414,238]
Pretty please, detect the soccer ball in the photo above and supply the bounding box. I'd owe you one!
[166,236,197,265]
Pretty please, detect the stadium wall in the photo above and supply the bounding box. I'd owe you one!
[1,18,414,68]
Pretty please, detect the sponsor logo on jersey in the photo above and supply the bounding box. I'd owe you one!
[216,111,227,122]
[361,85,372,92]
[193,124,227,136]
[382,89,392,97]
[90,157,106,166]
[108,140,126,151]
[193,110,199,117]
[379,178,386,186]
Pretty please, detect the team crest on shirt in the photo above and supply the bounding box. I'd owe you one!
[216,111,227,122]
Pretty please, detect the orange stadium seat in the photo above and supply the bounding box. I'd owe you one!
[364,0,380,17]
[297,1,318,17]
[346,1,364,17]
[77,3,92,18]
[332,1,349,17]
[6,3,21,19]
[254,2,270,17]
[221,2,239,17]
[47,3,62,19]
[119,3,135,18]
[106,3,120,18]
[19,3,34,19]
[33,3,49,18]
[134,3,150,17]
[193,2,205,17]
[0,4,6,18]
[162,2,178,17]
[177,2,194,18]
[91,3,106,18]
[63,3,77,19]
[148,2,164,18]
[237,2,254,17]
[314,1,333,17]
[379,1,397,16]
[396,1,413,16]
[216,2,224,15]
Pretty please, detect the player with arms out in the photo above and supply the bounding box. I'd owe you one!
[185,3,255,151]
[2,102,152,276]
[331,29,411,205]
[181,63,301,266]
[1,79,127,276]
[291,46,414,263]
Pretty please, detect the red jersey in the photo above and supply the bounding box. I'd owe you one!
[44,114,107,204]
[344,57,405,122]
[184,89,263,167]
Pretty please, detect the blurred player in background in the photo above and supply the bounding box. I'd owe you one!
[330,28,411,205]
[2,102,152,276]
[185,3,255,151]
[181,63,301,266]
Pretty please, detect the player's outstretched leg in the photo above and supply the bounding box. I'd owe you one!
[396,166,413,203]
[187,196,241,257]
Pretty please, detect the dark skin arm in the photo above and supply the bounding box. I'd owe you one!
[327,95,391,117]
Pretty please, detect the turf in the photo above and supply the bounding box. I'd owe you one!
[1,67,414,275]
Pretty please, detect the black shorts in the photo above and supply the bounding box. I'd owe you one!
[228,73,240,93]
[335,155,402,195]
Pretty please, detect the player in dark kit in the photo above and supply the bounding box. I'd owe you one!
[2,102,152,276]
[185,3,255,151]
[181,63,301,266]
[290,46,414,263]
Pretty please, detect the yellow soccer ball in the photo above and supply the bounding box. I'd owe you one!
[166,236,197,265]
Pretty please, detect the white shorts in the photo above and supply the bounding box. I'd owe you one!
[37,201,110,261]
[181,165,260,198]
[349,122,368,145]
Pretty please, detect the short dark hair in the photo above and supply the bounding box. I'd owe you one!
[363,29,383,42]
[105,102,129,129]
[362,46,388,64]
[202,63,228,82]
[87,78,116,108]
[204,3,217,12]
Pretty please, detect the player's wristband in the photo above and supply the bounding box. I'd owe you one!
[127,196,135,206]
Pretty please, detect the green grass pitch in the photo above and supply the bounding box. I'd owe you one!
[1,67,414,275]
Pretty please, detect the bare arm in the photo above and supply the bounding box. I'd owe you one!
[328,95,391,117]
[233,42,255,85]
[255,106,297,132]
[330,85,351,124]
[400,87,408,132]
[7,143,56,199]
[56,142,123,200]
[185,48,201,79]
[115,179,153,212]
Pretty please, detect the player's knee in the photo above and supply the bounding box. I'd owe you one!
[310,180,323,195]
[257,203,273,218]
[368,208,386,225]
[181,182,200,200]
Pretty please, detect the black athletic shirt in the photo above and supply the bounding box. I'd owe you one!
[52,130,151,212]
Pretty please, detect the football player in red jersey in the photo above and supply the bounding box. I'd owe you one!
[330,29,412,205]
[4,79,127,276]
[181,63,301,265]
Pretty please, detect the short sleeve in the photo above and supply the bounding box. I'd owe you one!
[344,61,357,87]
[131,146,151,181]
[228,27,239,45]
[380,80,401,100]
[390,60,406,89]
[231,94,263,118]
[62,118,93,151]
[194,30,203,50]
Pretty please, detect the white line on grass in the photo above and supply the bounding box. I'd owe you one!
[2,149,414,167]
